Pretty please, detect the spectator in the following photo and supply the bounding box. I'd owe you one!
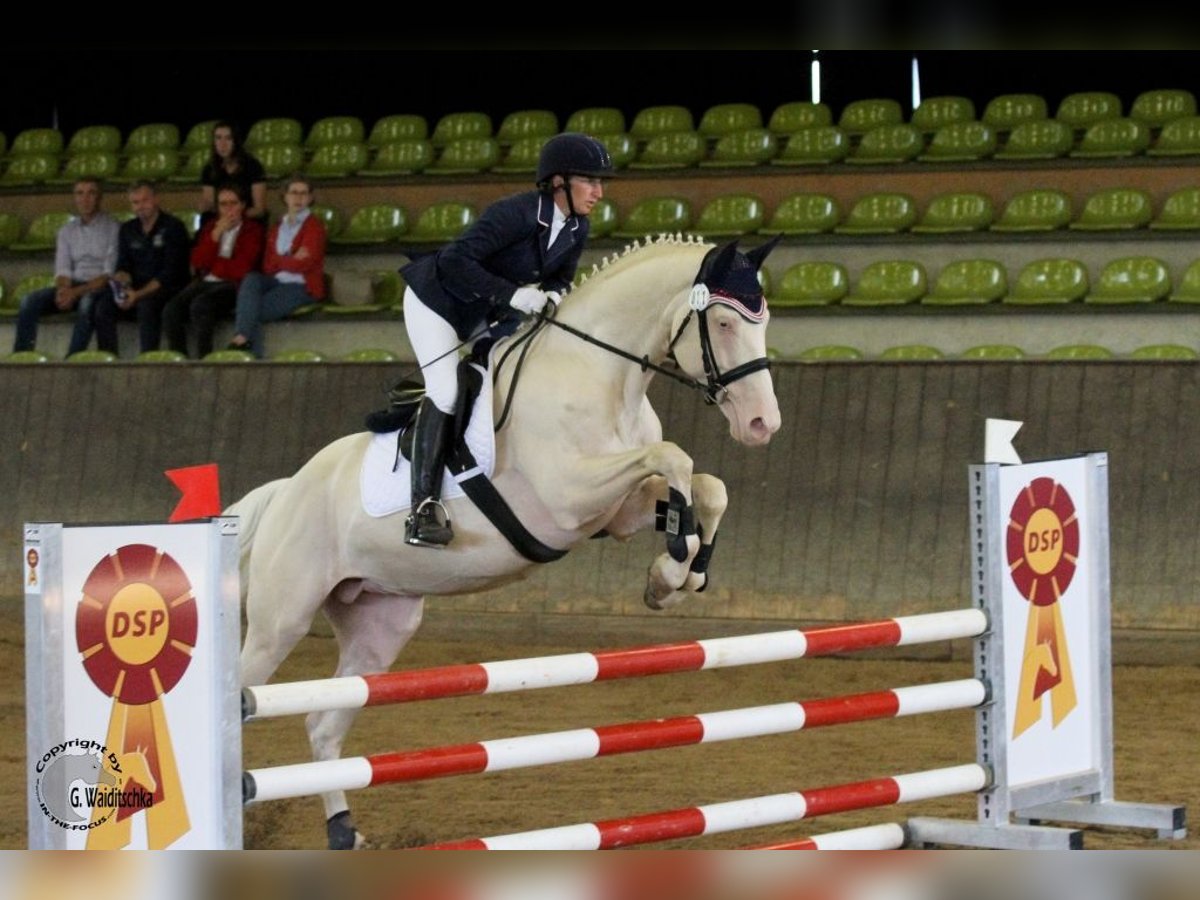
[93,181,191,356]
[227,174,326,358]
[12,178,119,357]
[163,184,265,359]
[199,121,267,221]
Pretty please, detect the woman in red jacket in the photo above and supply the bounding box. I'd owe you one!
[163,183,265,358]
[227,175,326,358]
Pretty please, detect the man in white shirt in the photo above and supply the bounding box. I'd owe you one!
[13,178,120,357]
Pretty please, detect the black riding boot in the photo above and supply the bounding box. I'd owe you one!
[405,397,454,547]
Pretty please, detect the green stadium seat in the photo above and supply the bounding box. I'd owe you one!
[368,114,429,146]
[628,131,705,169]
[135,349,188,362]
[1168,259,1200,303]
[496,109,558,146]
[916,121,997,161]
[0,153,60,186]
[837,98,903,136]
[760,193,841,235]
[309,205,344,239]
[305,141,369,178]
[698,103,763,140]
[10,127,64,156]
[306,116,365,149]
[1084,257,1171,304]
[797,345,864,361]
[991,189,1072,232]
[330,204,407,244]
[922,259,1007,306]
[1069,187,1153,231]
[1005,258,1089,305]
[369,270,405,309]
[203,349,256,363]
[767,102,833,135]
[0,212,23,248]
[611,196,692,239]
[1150,187,1200,230]
[245,117,303,149]
[428,137,500,174]
[565,107,626,135]
[49,151,118,184]
[834,192,918,234]
[772,262,849,308]
[271,348,326,362]
[124,123,180,154]
[1055,91,1122,132]
[842,260,928,306]
[66,125,122,155]
[1129,344,1198,360]
[587,198,619,239]
[1130,89,1197,129]
[594,133,635,169]
[982,93,1048,133]
[117,149,180,182]
[845,123,924,164]
[430,111,493,147]
[880,344,944,360]
[993,119,1074,159]
[359,139,434,176]
[630,105,695,142]
[3,350,51,363]
[960,344,1026,360]
[689,194,765,237]
[182,120,218,151]
[1044,344,1115,360]
[912,192,995,233]
[256,143,305,178]
[8,274,56,310]
[1069,118,1151,158]
[910,96,976,134]
[699,128,778,166]
[1147,115,1200,157]
[343,347,402,362]
[492,135,551,174]
[169,148,207,183]
[407,202,476,243]
[66,350,118,363]
[10,212,72,251]
[771,126,849,165]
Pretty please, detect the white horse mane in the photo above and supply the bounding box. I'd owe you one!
[569,232,709,295]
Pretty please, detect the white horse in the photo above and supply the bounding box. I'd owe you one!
[230,234,783,848]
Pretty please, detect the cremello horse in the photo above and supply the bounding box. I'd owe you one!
[230,234,782,848]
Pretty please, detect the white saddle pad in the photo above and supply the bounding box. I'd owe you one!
[360,362,495,518]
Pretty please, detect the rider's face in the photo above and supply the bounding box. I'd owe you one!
[566,176,605,216]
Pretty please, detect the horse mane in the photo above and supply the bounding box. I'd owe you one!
[565,232,711,301]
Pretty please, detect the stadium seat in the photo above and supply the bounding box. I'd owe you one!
[1004,258,1089,305]
[1130,88,1197,129]
[1055,91,1122,132]
[1084,257,1171,304]
[594,133,635,169]
[359,139,434,176]
[8,274,56,308]
[993,119,1074,159]
[0,212,21,248]
[700,129,778,166]
[169,148,207,183]
[1146,116,1200,156]
[629,131,705,169]
[767,101,833,134]
[611,196,692,239]
[66,350,118,363]
[834,193,918,234]
[368,270,405,309]
[916,121,997,161]
[1044,344,1115,360]
[797,345,864,361]
[910,96,976,134]
[428,137,500,174]
[407,202,476,242]
[1149,187,1200,230]
[306,116,365,149]
[837,98,903,136]
[587,198,619,238]
[124,123,180,154]
[135,349,188,363]
[565,107,626,135]
[771,126,849,165]
[1129,344,1198,360]
[430,111,493,147]
[367,114,429,146]
[630,105,695,142]
[496,109,558,145]
[3,350,51,363]
[880,344,944,360]
[922,259,1007,306]
[760,193,841,235]
[491,135,551,174]
[912,192,995,233]
[689,194,765,237]
[66,125,122,155]
[842,260,928,306]
[1069,187,1153,231]
[982,93,1049,133]
[245,117,303,149]
[330,204,407,244]
[0,154,60,187]
[1168,259,1200,303]
[256,143,305,178]
[698,103,763,140]
[10,127,64,156]
[271,348,326,362]
[1069,118,1151,158]
[845,123,924,164]
[10,212,72,251]
[991,189,1072,232]
[49,151,118,184]
[170,209,202,239]
[182,120,218,151]
[343,347,402,362]
[202,349,256,363]
[117,149,179,182]
[959,344,1026,360]
[773,261,850,307]
[305,142,369,178]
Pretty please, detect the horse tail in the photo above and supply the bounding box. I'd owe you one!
[224,478,290,602]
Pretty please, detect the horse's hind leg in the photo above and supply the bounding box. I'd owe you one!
[307,589,424,850]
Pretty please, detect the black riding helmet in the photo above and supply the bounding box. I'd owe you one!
[535,133,614,186]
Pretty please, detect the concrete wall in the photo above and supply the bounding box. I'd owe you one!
[2,360,1197,646]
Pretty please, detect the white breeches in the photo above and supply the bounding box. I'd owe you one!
[403,287,461,414]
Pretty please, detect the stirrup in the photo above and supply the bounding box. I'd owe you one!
[405,498,454,548]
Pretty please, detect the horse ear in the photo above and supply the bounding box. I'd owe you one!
[744,234,782,271]
[699,240,742,284]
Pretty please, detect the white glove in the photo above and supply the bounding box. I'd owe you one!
[510,286,551,315]
[545,290,562,310]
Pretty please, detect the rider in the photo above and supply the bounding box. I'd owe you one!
[398,132,614,548]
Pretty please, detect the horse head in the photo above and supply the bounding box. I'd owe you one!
[670,238,782,447]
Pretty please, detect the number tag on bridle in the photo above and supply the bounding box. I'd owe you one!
[688,284,710,311]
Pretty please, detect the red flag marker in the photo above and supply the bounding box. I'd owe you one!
[165,464,222,522]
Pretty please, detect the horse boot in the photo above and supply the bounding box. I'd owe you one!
[405,397,455,548]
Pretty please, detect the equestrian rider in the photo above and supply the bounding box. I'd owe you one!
[399,132,614,548]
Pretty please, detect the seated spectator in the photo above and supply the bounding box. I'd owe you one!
[93,181,191,356]
[163,184,264,359]
[12,178,119,357]
[228,175,327,357]
[199,121,267,221]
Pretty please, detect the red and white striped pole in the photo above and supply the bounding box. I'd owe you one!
[420,764,989,850]
[742,822,908,850]
[243,608,986,720]
[243,679,985,803]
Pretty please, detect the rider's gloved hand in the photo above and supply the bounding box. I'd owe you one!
[510,286,552,315]
[544,291,562,311]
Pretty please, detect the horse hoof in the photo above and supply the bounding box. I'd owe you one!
[327,810,366,850]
